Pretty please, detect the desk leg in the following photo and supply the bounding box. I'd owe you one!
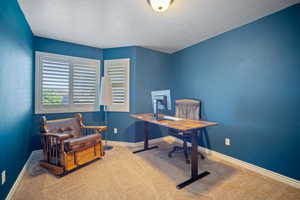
[133,122,159,154]
[176,130,210,189]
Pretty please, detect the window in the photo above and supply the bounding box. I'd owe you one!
[35,52,100,114]
[104,58,130,112]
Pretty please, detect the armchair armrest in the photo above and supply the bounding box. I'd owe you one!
[44,132,73,140]
[82,126,108,132]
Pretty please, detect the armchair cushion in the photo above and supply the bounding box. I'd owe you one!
[64,134,101,152]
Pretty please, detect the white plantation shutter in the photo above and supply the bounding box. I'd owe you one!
[35,52,100,114]
[104,58,130,112]
[72,61,99,105]
[40,56,70,105]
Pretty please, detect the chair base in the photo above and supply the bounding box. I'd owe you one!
[39,160,65,176]
[40,157,102,177]
[176,171,210,189]
[168,146,205,164]
[40,143,104,176]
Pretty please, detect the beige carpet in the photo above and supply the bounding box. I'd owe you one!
[13,141,300,200]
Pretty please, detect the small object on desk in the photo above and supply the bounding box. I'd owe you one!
[163,115,181,121]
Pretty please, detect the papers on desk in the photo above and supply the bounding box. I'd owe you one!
[163,115,181,121]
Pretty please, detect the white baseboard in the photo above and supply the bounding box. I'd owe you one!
[5,152,33,200]
[204,147,300,189]
[170,136,300,190]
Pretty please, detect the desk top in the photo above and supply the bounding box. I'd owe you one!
[130,113,217,132]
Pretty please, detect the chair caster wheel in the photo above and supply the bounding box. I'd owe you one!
[168,153,172,158]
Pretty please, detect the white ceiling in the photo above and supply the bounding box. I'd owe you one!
[18,0,300,53]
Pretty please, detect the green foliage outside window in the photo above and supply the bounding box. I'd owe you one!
[43,89,65,105]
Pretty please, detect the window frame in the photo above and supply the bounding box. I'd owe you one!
[104,58,130,112]
[35,51,101,114]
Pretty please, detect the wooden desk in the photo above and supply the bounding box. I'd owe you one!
[130,113,217,189]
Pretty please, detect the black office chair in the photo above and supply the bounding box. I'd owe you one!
[168,99,205,164]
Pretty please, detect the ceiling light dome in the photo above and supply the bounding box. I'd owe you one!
[149,0,173,12]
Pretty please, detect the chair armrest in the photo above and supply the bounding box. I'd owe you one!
[44,133,72,140]
[83,126,108,132]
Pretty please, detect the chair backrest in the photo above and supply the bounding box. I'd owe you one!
[41,114,83,138]
[175,99,201,120]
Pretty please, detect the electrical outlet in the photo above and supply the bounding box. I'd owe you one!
[1,170,6,185]
[225,138,231,146]
[113,128,118,134]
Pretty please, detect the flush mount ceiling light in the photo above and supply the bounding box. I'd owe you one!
[147,0,174,12]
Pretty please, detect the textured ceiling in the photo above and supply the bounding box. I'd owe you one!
[18,0,300,53]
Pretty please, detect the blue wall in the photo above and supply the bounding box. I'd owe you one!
[135,47,173,141]
[34,36,103,60]
[103,47,173,142]
[0,0,33,198]
[172,4,300,180]
[102,47,138,142]
[31,37,104,151]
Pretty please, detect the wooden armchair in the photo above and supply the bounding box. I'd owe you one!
[40,113,107,176]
